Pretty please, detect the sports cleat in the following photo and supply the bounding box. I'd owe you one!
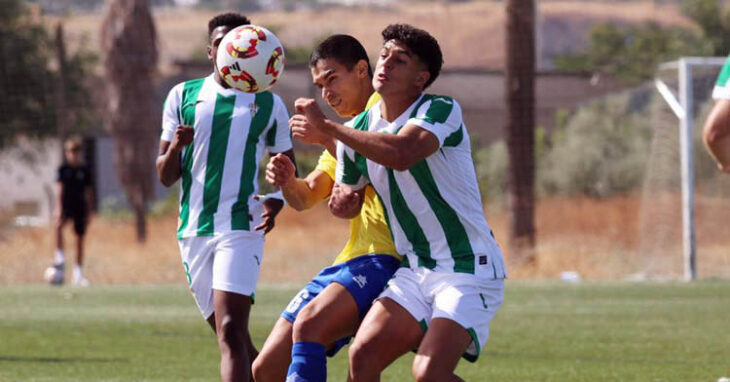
[73,276,90,287]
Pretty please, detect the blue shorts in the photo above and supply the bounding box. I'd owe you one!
[281,254,400,356]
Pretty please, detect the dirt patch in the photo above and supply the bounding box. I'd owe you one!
[3,195,728,285]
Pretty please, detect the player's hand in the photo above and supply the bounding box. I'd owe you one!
[289,114,331,146]
[254,196,284,234]
[291,98,330,142]
[328,183,364,219]
[266,154,296,188]
[170,126,194,153]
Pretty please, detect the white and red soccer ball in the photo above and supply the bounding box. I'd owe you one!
[216,25,285,93]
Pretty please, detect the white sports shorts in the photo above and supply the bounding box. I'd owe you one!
[378,266,504,362]
[177,231,264,319]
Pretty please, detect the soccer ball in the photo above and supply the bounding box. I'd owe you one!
[43,265,64,285]
[216,25,285,93]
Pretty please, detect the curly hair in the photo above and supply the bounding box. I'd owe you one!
[381,24,443,89]
[208,13,251,36]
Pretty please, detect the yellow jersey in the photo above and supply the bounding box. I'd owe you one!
[316,93,401,265]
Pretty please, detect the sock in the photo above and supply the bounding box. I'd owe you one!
[54,249,65,265]
[73,265,83,281]
[286,341,326,382]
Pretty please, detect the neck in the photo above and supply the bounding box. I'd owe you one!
[353,83,376,116]
[380,90,421,122]
[213,70,230,89]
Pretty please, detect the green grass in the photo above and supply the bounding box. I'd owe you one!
[1,281,729,381]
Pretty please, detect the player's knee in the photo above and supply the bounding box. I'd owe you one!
[251,355,272,382]
[348,337,379,376]
[217,316,245,354]
[412,355,450,382]
[291,305,325,342]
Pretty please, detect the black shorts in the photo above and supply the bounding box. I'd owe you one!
[62,210,88,236]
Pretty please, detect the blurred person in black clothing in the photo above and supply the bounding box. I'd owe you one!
[51,136,94,286]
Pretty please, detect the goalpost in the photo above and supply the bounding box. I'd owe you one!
[654,56,726,281]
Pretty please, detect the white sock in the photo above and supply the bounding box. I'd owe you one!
[73,265,83,281]
[54,249,65,265]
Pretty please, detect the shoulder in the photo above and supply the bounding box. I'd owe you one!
[412,94,462,122]
[365,92,381,109]
[421,94,459,108]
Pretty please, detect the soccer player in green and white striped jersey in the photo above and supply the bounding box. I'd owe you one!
[155,13,295,382]
[703,55,730,173]
[291,24,505,381]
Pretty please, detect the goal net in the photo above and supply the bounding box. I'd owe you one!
[644,57,730,280]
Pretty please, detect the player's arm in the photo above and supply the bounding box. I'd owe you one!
[291,98,439,171]
[156,126,194,187]
[266,153,333,211]
[84,178,94,220]
[54,181,63,223]
[702,99,730,173]
[255,148,297,234]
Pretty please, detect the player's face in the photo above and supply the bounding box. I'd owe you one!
[311,58,368,118]
[65,145,82,165]
[207,25,233,71]
[373,40,430,96]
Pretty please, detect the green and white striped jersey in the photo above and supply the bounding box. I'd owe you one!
[713,55,730,100]
[161,74,292,239]
[336,94,507,279]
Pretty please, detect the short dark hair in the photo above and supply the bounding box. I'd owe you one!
[381,24,443,89]
[208,13,251,37]
[309,34,373,78]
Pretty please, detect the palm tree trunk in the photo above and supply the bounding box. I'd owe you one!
[505,0,536,261]
[101,0,158,243]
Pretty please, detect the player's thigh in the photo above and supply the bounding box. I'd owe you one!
[252,316,293,381]
[350,298,423,367]
[213,289,253,346]
[257,316,294,361]
[293,282,360,342]
[413,318,472,378]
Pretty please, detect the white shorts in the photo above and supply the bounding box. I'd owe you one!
[378,267,504,362]
[178,231,265,319]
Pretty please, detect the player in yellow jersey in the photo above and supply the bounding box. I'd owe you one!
[252,35,401,382]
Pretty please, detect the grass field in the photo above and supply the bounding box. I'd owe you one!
[1,281,728,381]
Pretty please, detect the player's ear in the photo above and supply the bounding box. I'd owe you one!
[415,70,430,89]
[355,59,369,79]
[206,45,214,62]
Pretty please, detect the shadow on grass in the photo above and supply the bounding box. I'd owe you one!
[0,355,128,363]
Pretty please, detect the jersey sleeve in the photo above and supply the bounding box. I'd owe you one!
[265,95,293,154]
[161,83,184,142]
[405,95,463,147]
[315,150,337,180]
[713,55,730,100]
[335,141,369,190]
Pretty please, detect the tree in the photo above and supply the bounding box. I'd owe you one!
[553,22,710,84]
[682,0,730,56]
[101,0,158,242]
[0,0,94,148]
[505,0,536,260]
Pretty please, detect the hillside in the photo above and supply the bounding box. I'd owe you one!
[48,1,693,72]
